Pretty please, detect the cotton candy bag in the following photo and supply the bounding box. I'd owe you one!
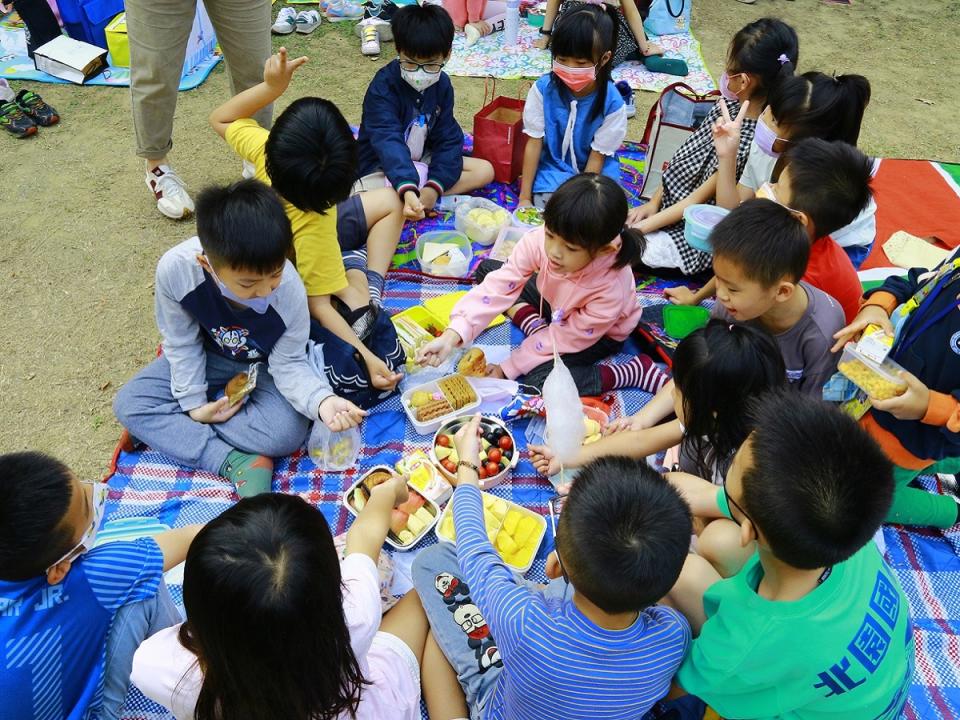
[543,355,585,464]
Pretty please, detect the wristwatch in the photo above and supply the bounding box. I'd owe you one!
[539,27,552,35]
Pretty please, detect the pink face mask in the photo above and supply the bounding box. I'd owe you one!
[552,60,596,92]
[719,71,742,102]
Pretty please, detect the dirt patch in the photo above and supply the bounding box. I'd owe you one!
[1,1,957,477]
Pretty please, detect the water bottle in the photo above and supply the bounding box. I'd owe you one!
[504,0,520,48]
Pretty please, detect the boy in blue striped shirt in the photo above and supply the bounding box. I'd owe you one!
[0,451,202,720]
[412,414,692,720]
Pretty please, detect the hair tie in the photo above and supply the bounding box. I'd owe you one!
[729,323,735,331]
[777,54,790,66]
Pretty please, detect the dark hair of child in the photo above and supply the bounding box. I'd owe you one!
[742,391,893,569]
[265,97,358,214]
[178,494,367,720]
[709,199,809,287]
[672,320,787,482]
[195,179,293,275]
[550,3,618,122]
[768,72,871,146]
[542,173,645,269]
[0,452,74,581]
[392,3,455,61]
[783,138,874,238]
[727,17,799,98]
[556,457,692,613]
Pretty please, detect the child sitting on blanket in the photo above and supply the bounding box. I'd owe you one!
[411,415,692,720]
[832,247,960,530]
[442,0,506,46]
[530,320,786,491]
[0,451,201,720]
[133,490,430,720]
[356,3,494,221]
[707,199,845,397]
[114,180,365,496]
[670,138,876,324]
[518,4,627,209]
[629,17,799,275]
[210,48,407,406]
[663,392,913,720]
[417,174,668,396]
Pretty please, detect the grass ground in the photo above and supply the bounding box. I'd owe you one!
[1,0,958,477]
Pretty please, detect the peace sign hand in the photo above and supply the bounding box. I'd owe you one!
[264,47,309,92]
[711,99,749,160]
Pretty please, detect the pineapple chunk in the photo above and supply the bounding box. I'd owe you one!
[496,532,519,555]
[513,516,540,546]
[483,509,499,529]
[502,509,523,536]
[487,527,499,544]
[406,513,426,535]
[489,498,509,522]
[509,546,534,568]
[482,493,495,509]
[439,514,456,540]
[397,529,415,545]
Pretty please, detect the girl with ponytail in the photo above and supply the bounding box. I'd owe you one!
[417,174,670,396]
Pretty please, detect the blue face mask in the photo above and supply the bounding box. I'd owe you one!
[205,259,276,314]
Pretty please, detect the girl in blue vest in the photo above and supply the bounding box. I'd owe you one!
[518,3,627,209]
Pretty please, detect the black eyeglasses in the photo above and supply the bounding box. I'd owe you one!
[547,494,569,583]
[398,56,445,74]
[722,476,751,525]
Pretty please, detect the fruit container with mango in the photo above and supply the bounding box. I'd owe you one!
[455,197,513,245]
[402,373,482,435]
[344,466,441,550]
[436,490,546,573]
[432,415,518,489]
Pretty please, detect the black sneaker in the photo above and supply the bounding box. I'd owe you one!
[16,89,59,127]
[0,100,37,138]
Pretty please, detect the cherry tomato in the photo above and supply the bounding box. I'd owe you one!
[498,435,513,450]
[487,448,502,464]
[442,459,456,474]
[437,435,451,447]
[478,465,489,479]
[485,461,500,477]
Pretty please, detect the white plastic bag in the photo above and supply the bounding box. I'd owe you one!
[543,355,584,465]
[307,422,361,472]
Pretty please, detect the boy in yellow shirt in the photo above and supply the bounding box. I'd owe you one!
[210,49,405,407]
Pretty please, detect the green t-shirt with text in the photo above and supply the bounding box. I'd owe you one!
[678,543,914,720]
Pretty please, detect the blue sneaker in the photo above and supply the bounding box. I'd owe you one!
[325,0,364,21]
[616,80,636,119]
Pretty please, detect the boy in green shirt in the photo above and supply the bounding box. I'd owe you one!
[666,391,914,720]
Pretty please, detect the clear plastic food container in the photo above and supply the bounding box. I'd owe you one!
[455,197,512,246]
[416,230,472,277]
[838,344,908,401]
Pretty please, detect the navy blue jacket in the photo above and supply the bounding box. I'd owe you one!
[357,60,464,197]
[865,256,960,462]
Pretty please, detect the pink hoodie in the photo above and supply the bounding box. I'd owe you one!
[448,227,642,379]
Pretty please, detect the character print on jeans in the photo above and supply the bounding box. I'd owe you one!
[435,572,504,673]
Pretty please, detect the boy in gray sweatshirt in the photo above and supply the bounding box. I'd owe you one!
[114,180,366,495]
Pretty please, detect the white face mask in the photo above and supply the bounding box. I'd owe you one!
[401,68,441,93]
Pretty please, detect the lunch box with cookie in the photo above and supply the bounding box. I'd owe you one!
[402,373,482,435]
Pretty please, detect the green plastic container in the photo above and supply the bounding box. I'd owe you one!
[663,304,710,340]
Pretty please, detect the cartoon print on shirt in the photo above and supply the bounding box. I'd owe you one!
[209,326,262,359]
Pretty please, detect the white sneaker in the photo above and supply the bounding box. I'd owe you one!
[360,22,381,56]
[241,159,256,179]
[295,10,321,33]
[271,7,297,34]
[146,165,195,220]
[355,16,392,41]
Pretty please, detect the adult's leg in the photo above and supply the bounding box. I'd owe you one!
[101,580,182,720]
[126,0,196,160]
[447,157,495,195]
[208,353,311,459]
[203,0,273,129]
[113,354,236,474]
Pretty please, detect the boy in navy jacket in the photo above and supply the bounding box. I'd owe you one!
[356,4,493,220]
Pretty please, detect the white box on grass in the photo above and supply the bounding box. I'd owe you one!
[34,34,107,84]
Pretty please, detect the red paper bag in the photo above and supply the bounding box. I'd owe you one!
[472,81,528,184]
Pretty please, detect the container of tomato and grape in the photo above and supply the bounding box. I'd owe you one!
[431,415,518,489]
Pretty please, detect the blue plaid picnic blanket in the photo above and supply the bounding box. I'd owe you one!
[113,142,959,719]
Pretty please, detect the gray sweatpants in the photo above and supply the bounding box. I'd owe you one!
[113,351,310,475]
[126,0,273,159]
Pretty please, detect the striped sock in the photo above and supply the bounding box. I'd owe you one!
[342,248,368,274]
[366,269,385,307]
[512,303,547,336]
[599,354,670,393]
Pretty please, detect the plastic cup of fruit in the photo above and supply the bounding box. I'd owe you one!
[343,466,441,550]
[431,415,518,489]
[415,230,472,278]
[512,205,544,228]
[455,197,512,246]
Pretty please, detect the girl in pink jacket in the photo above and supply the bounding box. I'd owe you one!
[417,174,668,396]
